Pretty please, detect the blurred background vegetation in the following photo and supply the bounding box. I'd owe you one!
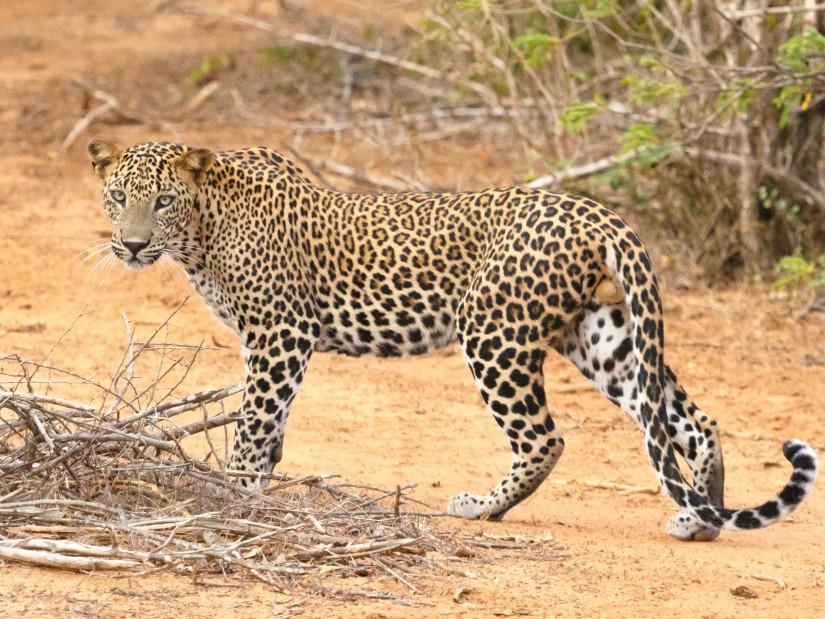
[102,1,825,290]
[415,1,825,289]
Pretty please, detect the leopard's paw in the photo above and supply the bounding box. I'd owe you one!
[447,493,494,520]
[666,510,720,542]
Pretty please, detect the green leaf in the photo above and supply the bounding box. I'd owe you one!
[559,101,599,134]
[777,28,825,73]
[772,250,825,290]
[774,84,803,129]
[626,76,686,106]
[773,29,825,127]
[185,55,231,88]
[637,55,664,72]
[583,0,613,18]
[512,32,557,69]
[773,253,815,289]
[636,141,678,166]
[513,33,554,49]
[715,78,759,116]
[618,123,658,154]
[617,124,677,166]
[260,45,294,66]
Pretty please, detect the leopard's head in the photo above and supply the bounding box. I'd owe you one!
[86,140,214,269]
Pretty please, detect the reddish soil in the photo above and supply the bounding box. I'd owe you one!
[1,2,823,618]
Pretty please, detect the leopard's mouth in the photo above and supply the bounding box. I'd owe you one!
[119,251,161,270]
[125,257,152,269]
[126,254,161,269]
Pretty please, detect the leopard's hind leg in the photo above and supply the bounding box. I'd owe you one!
[559,298,726,540]
[447,263,572,521]
[660,367,725,540]
[448,333,565,520]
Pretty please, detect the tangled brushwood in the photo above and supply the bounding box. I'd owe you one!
[0,307,543,595]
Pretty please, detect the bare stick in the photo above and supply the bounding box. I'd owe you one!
[583,480,660,495]
[0,545,143,571]
[0,392,96,414]
[108,312,136,413]
[750,573,786,590]
[720,3,825,18]
[61,101,117,151]
[526,148,643,190]
[61,78,143,151]
[28,412,55,451]
[288,148,420,192]
[114,382,244,428]
[1,538,169,563]
[184,81,221,115]
[374,557,420,593]
[162,411,242,441]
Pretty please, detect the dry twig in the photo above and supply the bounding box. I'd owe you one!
[583,480,660,495]
[61,77,144,151]
[750,573,787,590]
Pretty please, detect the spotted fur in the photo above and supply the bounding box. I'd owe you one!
[87,140,818,540]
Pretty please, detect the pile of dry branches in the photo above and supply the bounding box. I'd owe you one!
[0,307,484,596]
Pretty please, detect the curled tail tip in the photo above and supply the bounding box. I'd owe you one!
[713,440,818,533]
[775,438,818,521]
[783,439,819,476]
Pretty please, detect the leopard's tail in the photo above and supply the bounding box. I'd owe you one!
[605,236,818,531]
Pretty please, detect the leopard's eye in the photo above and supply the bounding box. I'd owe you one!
[155,195,175,211]
[110,189,126,204]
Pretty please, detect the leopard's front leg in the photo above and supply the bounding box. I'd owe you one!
[230,323,317,486]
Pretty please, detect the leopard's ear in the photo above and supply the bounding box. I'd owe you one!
[86,139,121,180]
[175,148,214,188]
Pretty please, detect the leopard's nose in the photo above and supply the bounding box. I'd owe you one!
[123,240,149,256]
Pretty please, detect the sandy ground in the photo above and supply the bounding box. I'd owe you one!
[1,1,824,618]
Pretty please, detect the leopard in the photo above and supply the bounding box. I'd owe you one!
[87,139,819,541]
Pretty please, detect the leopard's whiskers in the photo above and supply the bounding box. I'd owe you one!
[73,243,112,272]
[85,252,118,287]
